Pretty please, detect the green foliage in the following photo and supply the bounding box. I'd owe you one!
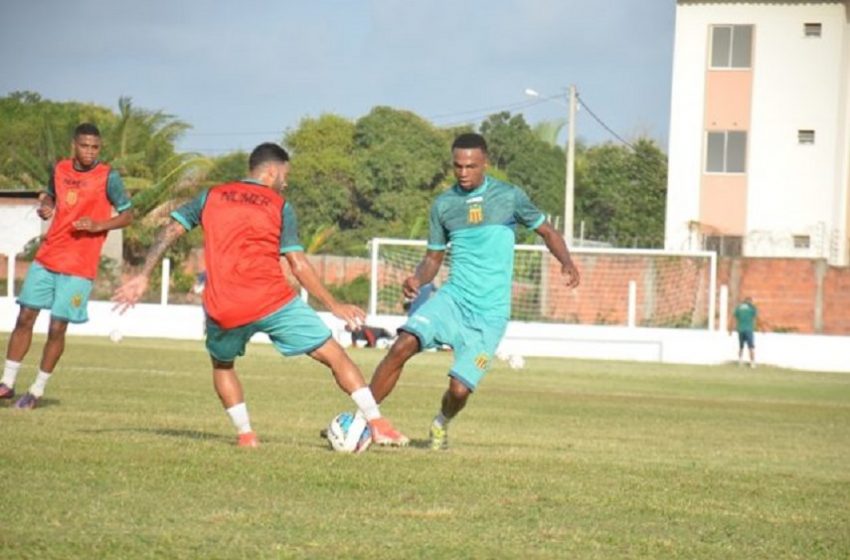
[1,92,671,261]
[352,107,452,240]
[325,274,370,309]
[575,138,667,246]
[284,114,358,249]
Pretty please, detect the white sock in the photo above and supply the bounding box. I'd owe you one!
[28,370,52,398]
[350,387,381,421]
[226,402,253,434]
[2,359,22,387]
[434,412,450,428]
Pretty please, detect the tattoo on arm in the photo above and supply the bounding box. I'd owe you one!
[141,222,185,276]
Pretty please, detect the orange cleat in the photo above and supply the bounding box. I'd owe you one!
[369,417,410,447]
[237,431,259,448]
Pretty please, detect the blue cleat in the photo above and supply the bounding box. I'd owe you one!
[14,392,39,410]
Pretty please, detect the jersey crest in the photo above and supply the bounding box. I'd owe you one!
[474,352,490,371]
[468,203,483,224]
[66,190,78,206]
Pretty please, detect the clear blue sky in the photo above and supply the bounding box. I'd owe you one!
[0,1,676,155]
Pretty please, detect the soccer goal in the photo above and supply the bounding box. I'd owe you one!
[369,238,717,330]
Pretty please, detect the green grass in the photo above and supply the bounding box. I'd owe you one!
[1,334,849,559]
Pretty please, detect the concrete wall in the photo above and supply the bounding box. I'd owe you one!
[1,297,847,374]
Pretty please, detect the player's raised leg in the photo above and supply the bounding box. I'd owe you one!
[369,331,420,404]
[310,338,409,447]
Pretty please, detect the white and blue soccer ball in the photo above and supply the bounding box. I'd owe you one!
[326,411,372,453]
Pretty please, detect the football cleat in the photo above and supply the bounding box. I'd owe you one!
[14,392,39,410]
[237,431,259,448]
[429,419,449,451]
[369,417,409,447]
[0,383,14,400]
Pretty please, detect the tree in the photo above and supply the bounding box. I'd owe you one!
[283,114,358,253]
[574,138,667,246]
[348,107,451,251]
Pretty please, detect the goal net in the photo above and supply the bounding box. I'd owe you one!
[369,238,716,329]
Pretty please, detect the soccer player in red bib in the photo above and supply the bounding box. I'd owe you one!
[112,143,408,448]
[1,123,134,409]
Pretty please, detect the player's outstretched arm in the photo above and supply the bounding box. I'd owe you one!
[403,250,444,299]
[284,251,365,331]
[536,222,580,289]
[112,221,186,313]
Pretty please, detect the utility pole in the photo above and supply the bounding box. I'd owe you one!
[564,84,577,243]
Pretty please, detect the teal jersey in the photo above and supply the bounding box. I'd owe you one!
[427,175,545,318]
[734,303,757,333]
[170,179,303,253]
[46,164,132,213]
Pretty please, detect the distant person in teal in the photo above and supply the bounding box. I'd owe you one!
[732,296,758,368]
[369,132,581,450]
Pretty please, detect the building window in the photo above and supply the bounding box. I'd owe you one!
[798,130,815,144]
[704,235,743,257]
[804,23,822,37]
[793,235,811,249]
[710,25,753,68]
[706,131,747,173]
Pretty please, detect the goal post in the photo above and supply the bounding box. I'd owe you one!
[369,237,717,330]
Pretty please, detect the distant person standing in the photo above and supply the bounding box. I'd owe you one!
[0,123,133,409]
[732,296,758,368]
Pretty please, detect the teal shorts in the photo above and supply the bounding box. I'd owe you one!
[205,297,332,362]
[17,261,93,324]
[401,288,508,391]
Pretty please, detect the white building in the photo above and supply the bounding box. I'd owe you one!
[665,0,850,265]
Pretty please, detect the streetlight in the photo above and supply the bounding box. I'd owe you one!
[525,85,577,243]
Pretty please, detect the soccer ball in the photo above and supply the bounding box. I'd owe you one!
[326,411,372,453]
[109,329,123,343]
[508,354,525,370]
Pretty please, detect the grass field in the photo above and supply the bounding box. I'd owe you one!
[1,334,849,559]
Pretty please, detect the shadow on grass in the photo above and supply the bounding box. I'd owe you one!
[1,397,60,410]
[80,426,231,443]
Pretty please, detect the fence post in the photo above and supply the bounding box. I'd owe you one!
[718,284,728,333]
[6,253,15,299]
[160,258,170,306]
[627,280,637,328]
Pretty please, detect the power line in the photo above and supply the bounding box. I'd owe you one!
[576,95,636,150]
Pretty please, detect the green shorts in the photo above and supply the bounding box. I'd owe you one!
[17,261,93,324]
[401,288,508,391]
[205,297,332,362]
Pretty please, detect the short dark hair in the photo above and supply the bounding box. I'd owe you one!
[452,133,488,154]
[74,123,101,138]
[249,143,290,171]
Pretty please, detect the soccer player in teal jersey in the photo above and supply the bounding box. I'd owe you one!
[369,133,581,450]
[731,296,758,368]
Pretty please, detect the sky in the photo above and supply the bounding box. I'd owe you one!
[0,0,677,156]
